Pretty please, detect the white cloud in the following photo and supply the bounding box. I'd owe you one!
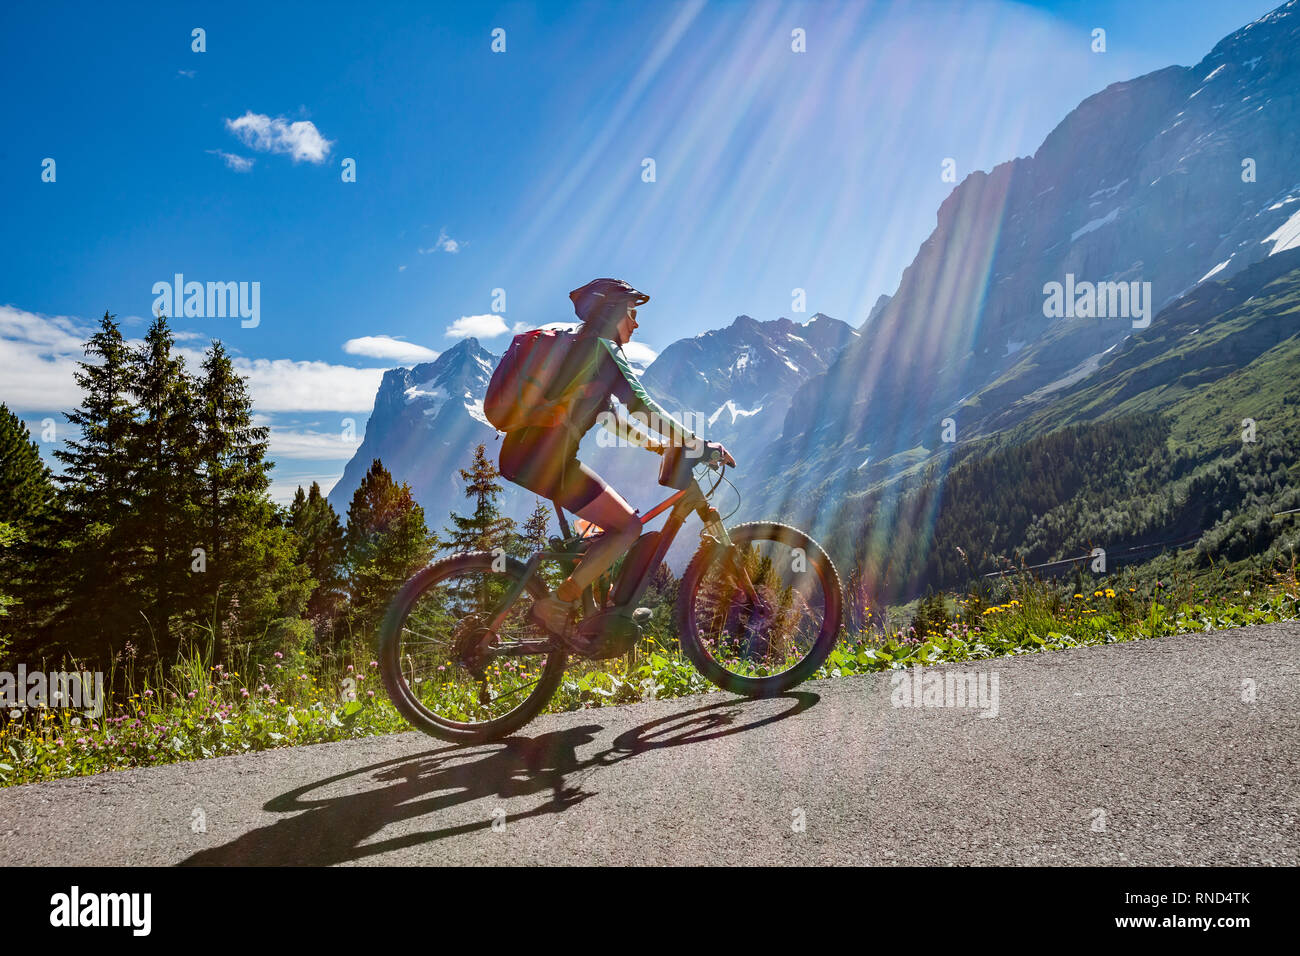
[0,304,384,416]
[0,305,93,411]
[268,426,362,460]
[206,149,254,172]
[231,358,384,412]
[445,314,510,339]
[620,341,658,368]
[343,335,439,363]
[419,227,462,254]
[178,69,196,79]
[224,111,333,164]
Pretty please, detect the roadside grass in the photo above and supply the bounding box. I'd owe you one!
[3,565,1296,787]
[815,564,1299,679]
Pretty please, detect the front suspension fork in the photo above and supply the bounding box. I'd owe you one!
[701,507,760,603]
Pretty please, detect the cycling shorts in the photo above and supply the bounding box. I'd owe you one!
[498,426,609,513]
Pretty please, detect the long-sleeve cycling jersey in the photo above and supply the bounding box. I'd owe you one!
[543,330,698,446]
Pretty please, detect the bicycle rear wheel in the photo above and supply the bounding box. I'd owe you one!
[677,522,842,696]
[379,552,567,743]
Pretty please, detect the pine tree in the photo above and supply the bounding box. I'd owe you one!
[0,407,55,655]
[345,459,435,630]
[520,498,553,555]
[443,444,516,554]
[0,522,25,658]
[908,596,930,640]
[928,591,951,636]
[124,315,205,660]
[43,313,140,661]
[290,482,347,628]
[0,405,54,527]
[197,341,270,574]
[909,592,951,640]
[193,340,310,657]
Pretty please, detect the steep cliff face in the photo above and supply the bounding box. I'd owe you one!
[326,338,516,524]
[766,1,1300,523]
[637,313,855,448]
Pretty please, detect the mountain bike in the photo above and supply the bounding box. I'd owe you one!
[379,444,843,742]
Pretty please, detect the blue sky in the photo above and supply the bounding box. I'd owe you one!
[0,0,1279,501]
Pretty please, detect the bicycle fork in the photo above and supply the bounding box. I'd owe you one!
[701,509,761,604]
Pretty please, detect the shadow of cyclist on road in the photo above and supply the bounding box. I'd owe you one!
[180,692,816,866]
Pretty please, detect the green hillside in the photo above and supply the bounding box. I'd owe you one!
[828,251,1300,603]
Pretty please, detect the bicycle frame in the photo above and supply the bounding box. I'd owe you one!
[484,473,740,644]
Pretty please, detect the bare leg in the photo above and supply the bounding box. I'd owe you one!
[554,487,640,601]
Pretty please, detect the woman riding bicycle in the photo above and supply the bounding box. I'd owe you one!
[498,278,734,641]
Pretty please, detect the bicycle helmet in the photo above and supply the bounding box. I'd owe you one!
[569,278,650,334]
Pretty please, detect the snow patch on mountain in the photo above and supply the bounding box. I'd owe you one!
[1200,258,1233,282]
[708,400,763,428]
[1072,208,1120,242]
[1089,179,1128,199]
[1262,207,1300,254]
[405,385,448,405]
[465,398,490,426]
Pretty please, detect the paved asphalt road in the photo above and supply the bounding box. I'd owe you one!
[1,623,1296,866]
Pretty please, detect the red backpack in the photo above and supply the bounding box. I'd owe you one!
[483,329,600,432]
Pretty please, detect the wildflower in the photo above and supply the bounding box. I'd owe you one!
[274,651,283,660]
[143,689,153,698]
[187,691,197,699]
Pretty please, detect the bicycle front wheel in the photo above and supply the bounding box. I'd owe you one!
[379,552,567,743]
[677,522,843,696]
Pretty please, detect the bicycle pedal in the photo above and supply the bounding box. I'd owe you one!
[573,609,644,660]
